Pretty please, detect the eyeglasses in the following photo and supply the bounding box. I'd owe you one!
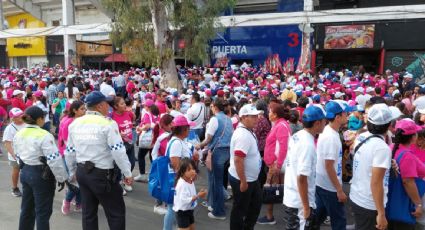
[161,94,168,97]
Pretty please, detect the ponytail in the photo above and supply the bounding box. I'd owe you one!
[392,128,414,160]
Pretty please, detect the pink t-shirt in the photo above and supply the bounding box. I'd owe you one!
[58,116,74,155]
[112,111,134,143]
[141,112,158,126]
[393,145,425,179]
[155,101,167,115]
[411,144,425,163]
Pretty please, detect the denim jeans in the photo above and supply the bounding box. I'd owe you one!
[192,128,205,142]
[65,187,81,205]
[163,204,175,230]
[207,147,230,216]
[229,175,262,230]
[53,113,60,134]
[315,186,346,230]
[19,165,56,230]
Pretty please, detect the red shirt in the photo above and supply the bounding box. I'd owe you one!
[11,97,26,111]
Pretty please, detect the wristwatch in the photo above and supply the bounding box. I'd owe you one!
[416,204,423,208]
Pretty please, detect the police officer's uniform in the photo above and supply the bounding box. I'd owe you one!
[13,124,68,230]
[65,92,131,230]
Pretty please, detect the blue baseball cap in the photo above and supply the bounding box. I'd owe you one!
[303,105,326,122]
[85,91,113,107]
[312,94,321,102]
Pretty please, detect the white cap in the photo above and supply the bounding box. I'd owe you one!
[354,87,364,93]
[334,92,345,99]
[239,104,262,117]
[392,89,400,97]
[13,90,24,96]
[389,106,402,119]
[405,73,413,79]
[367,103,394,125]
[366,87,375,93]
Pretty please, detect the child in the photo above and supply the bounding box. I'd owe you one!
[173,158,207,230]
[348,109,363,131]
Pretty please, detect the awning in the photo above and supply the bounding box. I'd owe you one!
[104,53,128,62]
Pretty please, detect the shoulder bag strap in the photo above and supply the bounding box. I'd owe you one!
[354,134,383,154]
[191,104,204,121]
[210,117,227,151]
[165,139,177,158]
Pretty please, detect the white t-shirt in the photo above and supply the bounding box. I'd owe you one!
[316,125,343,192]
[168,137,193,159]
[173,178,197,211]
[186,102,206,130]
[64,87,80,99]
[283,129,317,209]
[228,124,261,182]
[3,122,27,161]
[100,83,116,97]
[36,101,50,122]
[151,132,169,160]
[206,117,218,136]
[169,110,183,118]
[350,131,391,210]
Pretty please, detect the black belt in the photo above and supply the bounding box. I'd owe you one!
[77,163,114,174]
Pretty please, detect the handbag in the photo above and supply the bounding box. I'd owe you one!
[386,150,425,224]
[148,139,177,204]
[138,113,154,149]
[262,184,284,204]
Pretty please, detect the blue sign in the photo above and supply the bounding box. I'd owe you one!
[210,25,302,66]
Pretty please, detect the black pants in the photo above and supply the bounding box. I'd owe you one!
[283,205,318,230]
[229,175,262,230]
[76,166,126,230]
[124,142,135,172]
[351,200,378,230]
[138,147,151,174]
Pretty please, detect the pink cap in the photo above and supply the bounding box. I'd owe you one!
[144,93,153,100]
[395,118,422,135]
[143,99,154,107]
[34,91,43,98]
[9,107,23,118]
[172,115,195,127]
[259,90,268,96]
[205,89,212,97]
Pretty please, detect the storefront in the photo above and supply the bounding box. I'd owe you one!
[209,25,302,67]
[6,13,47,68]
[46,36,65,67]
[77,40,112,69]
[313,20,425,78]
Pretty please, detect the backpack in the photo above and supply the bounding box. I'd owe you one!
[148,139,177,204]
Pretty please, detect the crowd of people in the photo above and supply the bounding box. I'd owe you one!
[1,63,425,230]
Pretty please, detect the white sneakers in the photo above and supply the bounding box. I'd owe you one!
[124,184,133,192]
[208,212,226,220]
[134,174,149,183]
[153,205,168,215]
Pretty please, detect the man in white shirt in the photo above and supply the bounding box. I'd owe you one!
[283,105,326,230]
[185,92,206,141]
[228,104,263,230]
[350,103,393,230]
[315,101,350,229]
[100,79,116,97]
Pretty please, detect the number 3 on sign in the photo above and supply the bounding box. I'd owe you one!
[288,33,299,47]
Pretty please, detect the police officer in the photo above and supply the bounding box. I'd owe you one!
[65,91,133,230]
[13,106,69,230]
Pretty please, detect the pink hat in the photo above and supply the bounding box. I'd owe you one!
[143,99,154,107]
[205,89,212,97]
[34,91,43,98]
[259,90,268,96]
[9,107,24,118]
[172,115,195,127]
[395,118,422,135]
[144,93,153,100]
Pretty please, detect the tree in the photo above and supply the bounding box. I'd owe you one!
[102,0,236,90]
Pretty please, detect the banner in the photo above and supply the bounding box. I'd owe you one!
[324,24,375,49]
[6,13,46,57]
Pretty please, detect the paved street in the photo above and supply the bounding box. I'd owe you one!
[0,152,352,229]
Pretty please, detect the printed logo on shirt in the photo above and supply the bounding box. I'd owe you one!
[384,169,390,186]
[337,150,343,176]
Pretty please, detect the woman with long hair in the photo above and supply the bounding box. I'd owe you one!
[134,99,159,182]
[163,115,196,230]
[58,100,86,215]
[111,96,136,193]
[196,99,233,220]
[151,114,174,215]
[387,118,425,230]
